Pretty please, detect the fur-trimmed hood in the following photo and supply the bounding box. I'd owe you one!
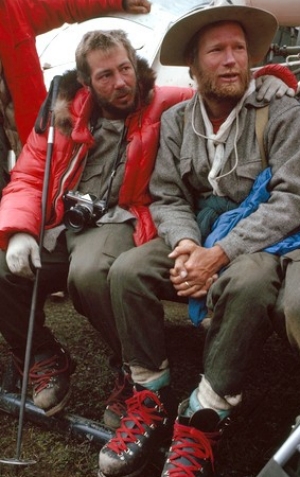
[53,57,156,135]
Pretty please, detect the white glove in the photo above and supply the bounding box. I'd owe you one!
[256,75,295,102]
[6,233,41,279]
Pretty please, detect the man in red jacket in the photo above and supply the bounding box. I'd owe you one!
[0,0,151,195]
[0,28,194,419]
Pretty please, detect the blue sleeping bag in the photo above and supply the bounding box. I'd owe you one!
[189,167,300,326]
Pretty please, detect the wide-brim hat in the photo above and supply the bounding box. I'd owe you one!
[160,0,278,67]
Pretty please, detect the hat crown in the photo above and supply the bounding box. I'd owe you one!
[160,0,278,67]
[208,0,249,8]
[209,0,236,6]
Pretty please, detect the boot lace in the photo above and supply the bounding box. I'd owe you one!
[13,353,70,394]
[105,373,133,417]
[106,389,166,454]
[29,354,70,393]
[165,420,219,476]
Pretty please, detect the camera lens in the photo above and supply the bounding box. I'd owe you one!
[64,205,92,233]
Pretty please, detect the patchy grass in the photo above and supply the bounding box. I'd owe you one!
[0,298,300,476]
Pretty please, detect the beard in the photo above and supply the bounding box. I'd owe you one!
[91,87,138,119]
[196,66,251,103]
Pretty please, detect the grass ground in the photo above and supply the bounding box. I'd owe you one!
[0,297,300,477]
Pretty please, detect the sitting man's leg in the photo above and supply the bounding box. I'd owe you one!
[0,232,72,416]
[161,251,283,477]
[99,250,282,477]
[99,237,180,477]
[66,223,138,428]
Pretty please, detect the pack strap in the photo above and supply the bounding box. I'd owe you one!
[255,105,269,169]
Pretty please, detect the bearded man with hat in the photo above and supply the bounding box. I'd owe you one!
[97,1,300,476]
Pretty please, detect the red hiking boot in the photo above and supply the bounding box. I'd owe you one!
[161,399,227,477]
[99,384,177,477]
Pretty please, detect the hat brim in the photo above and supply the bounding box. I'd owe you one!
[160,4,278,67]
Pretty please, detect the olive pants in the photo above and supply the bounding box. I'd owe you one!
[0,223,299,399]
[0,232,69,359]
[109,237,300,398]
[0,223,135,367]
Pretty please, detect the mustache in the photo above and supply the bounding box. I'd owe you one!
[220,69,240,77]
[114,87,131,97]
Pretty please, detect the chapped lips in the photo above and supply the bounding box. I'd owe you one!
[115,88,131,99]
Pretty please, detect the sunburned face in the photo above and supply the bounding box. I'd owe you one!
[193,21,251,105]
[87,44,138,119]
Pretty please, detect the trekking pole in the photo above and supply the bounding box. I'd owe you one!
[0,75,62,470]
[256,418,300,477]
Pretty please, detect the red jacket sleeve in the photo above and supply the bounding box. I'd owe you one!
[17,0,124,36]
[254,64,298,92]
[0,0,124,144]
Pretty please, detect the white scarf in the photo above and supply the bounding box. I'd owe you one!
[192,79,256,195]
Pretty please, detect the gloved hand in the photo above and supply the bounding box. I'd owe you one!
[123,0,151,14]
[6,233,41,280]
[256,75,296,102]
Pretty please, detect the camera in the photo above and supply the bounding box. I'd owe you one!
[63,191,107,233]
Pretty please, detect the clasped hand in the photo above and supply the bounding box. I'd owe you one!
[6,233,41,280]
[168,240,229,298]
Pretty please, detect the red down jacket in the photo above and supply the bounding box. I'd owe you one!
[0,64,194,249]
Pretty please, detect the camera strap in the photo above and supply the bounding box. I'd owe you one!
[101,123,128,212]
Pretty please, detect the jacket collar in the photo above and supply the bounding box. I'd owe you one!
[54,57,156,140]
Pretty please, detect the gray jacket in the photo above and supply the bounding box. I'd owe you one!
[149,92,300,261]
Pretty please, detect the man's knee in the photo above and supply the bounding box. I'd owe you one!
[283,300,300,350]
[109,246,145,290]
[109,238,172,289]
[68,259,106,293]
[210,252,281,306]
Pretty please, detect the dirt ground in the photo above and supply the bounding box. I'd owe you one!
[0,296,300,477]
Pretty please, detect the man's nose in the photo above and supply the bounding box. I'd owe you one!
[114,72,126,88]
[224,47,236,65]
